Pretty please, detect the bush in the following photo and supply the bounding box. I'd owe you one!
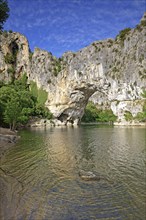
[29,52,33,61]
[34,104,52,119]
[141,90,146,98]
[124,111,133,121]
[116,28,131,42]
[5,52,15,64]
[3,30,8,37]
[7,67,15,74]
[30,81,48,105]
[81,102,99,122]
[53,59,62,76]
[140,20,146,27]
[81,102,117,123]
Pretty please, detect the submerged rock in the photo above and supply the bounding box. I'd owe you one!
[0,134,20,143]
[79,170,100,181]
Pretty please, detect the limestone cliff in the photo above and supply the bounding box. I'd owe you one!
[0,31,30,82]
[0,13,146,125]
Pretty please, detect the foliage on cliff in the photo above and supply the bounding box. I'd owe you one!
[30,81,48,106]
[124,91,146,122]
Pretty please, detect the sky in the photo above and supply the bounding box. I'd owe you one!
[4,0,146,57]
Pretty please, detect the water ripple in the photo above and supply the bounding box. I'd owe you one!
[0,126,145,220]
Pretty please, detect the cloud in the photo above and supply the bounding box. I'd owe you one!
[5,0,146,57]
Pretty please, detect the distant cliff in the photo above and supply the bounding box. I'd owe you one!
[0,13,146,125]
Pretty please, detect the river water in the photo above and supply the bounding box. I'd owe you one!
[0,125,146,220]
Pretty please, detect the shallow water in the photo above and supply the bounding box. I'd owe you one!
[0,125,146,220]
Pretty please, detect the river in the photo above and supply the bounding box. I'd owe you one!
[0,125,146,220]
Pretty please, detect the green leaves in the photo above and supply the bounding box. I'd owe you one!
[0,0,9,30]
[81,102,117,123]
[0,75,36,129]
[0,74,52,129]
[4,97,21,130]
[29,81,48,105]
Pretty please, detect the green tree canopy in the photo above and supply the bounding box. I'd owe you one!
[0,74,52,130]
[81,102,117,123]
[0,0,9,30]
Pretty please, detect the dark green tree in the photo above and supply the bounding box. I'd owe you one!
[0,74,52,130]
[4,97,21,130]
[0,0,9,30]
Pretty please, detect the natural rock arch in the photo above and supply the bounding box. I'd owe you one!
[45,62,110,125]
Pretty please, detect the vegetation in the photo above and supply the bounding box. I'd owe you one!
[141,90,146,98]
[0,74,52,130]
[136,19,146,31]
[29,51,33,61]
[30,81,48,106]
[124,111,133,121]
[4,52,16,64]
[53,59,62,76]
[115,28,131,44]
[81,102,117,123]
[124,92,146,122]
[0,0,9,30]
[92,42,98,50]
[135,91,146,122]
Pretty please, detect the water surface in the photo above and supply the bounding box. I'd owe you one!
[0,125,146,219]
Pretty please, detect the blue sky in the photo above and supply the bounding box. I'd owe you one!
[4,0,146,57]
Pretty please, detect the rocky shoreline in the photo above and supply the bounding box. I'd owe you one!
[0,128,20,158]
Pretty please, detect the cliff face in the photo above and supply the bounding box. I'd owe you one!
[0,13,146,125]
[0,32,30,82]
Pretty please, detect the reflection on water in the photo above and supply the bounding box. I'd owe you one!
[0,125,146,219]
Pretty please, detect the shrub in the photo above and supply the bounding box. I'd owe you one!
[81,102,99,122]
[116,28,131,42]
[81,102,117,123]
[135,112,146,122]
[35,104,52,119]
[7,67,15,75]
[141,20,146,27]
[92,42,98,50]
[47,79,51,84]
[29,52,33,61]
[30,81,48,105]
[141,90,146,98]
[124,111,133,121]
[53,59,62,76]
[3,30,8,37]
[5,52,15,64]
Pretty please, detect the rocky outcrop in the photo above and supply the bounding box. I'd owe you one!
[30,48,109,125]
[0,128,19,143]
[0,13,146,125]
[0,31,30,82]
[79,170,100,181]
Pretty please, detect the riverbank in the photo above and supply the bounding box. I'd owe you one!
[0,127,19,158]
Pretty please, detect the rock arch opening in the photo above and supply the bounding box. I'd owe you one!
[53,85,109,126]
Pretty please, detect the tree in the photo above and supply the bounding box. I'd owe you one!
[81,102,99,122]
[0,74,52,129]
[4,97,21,130]
[0,0,9,30]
